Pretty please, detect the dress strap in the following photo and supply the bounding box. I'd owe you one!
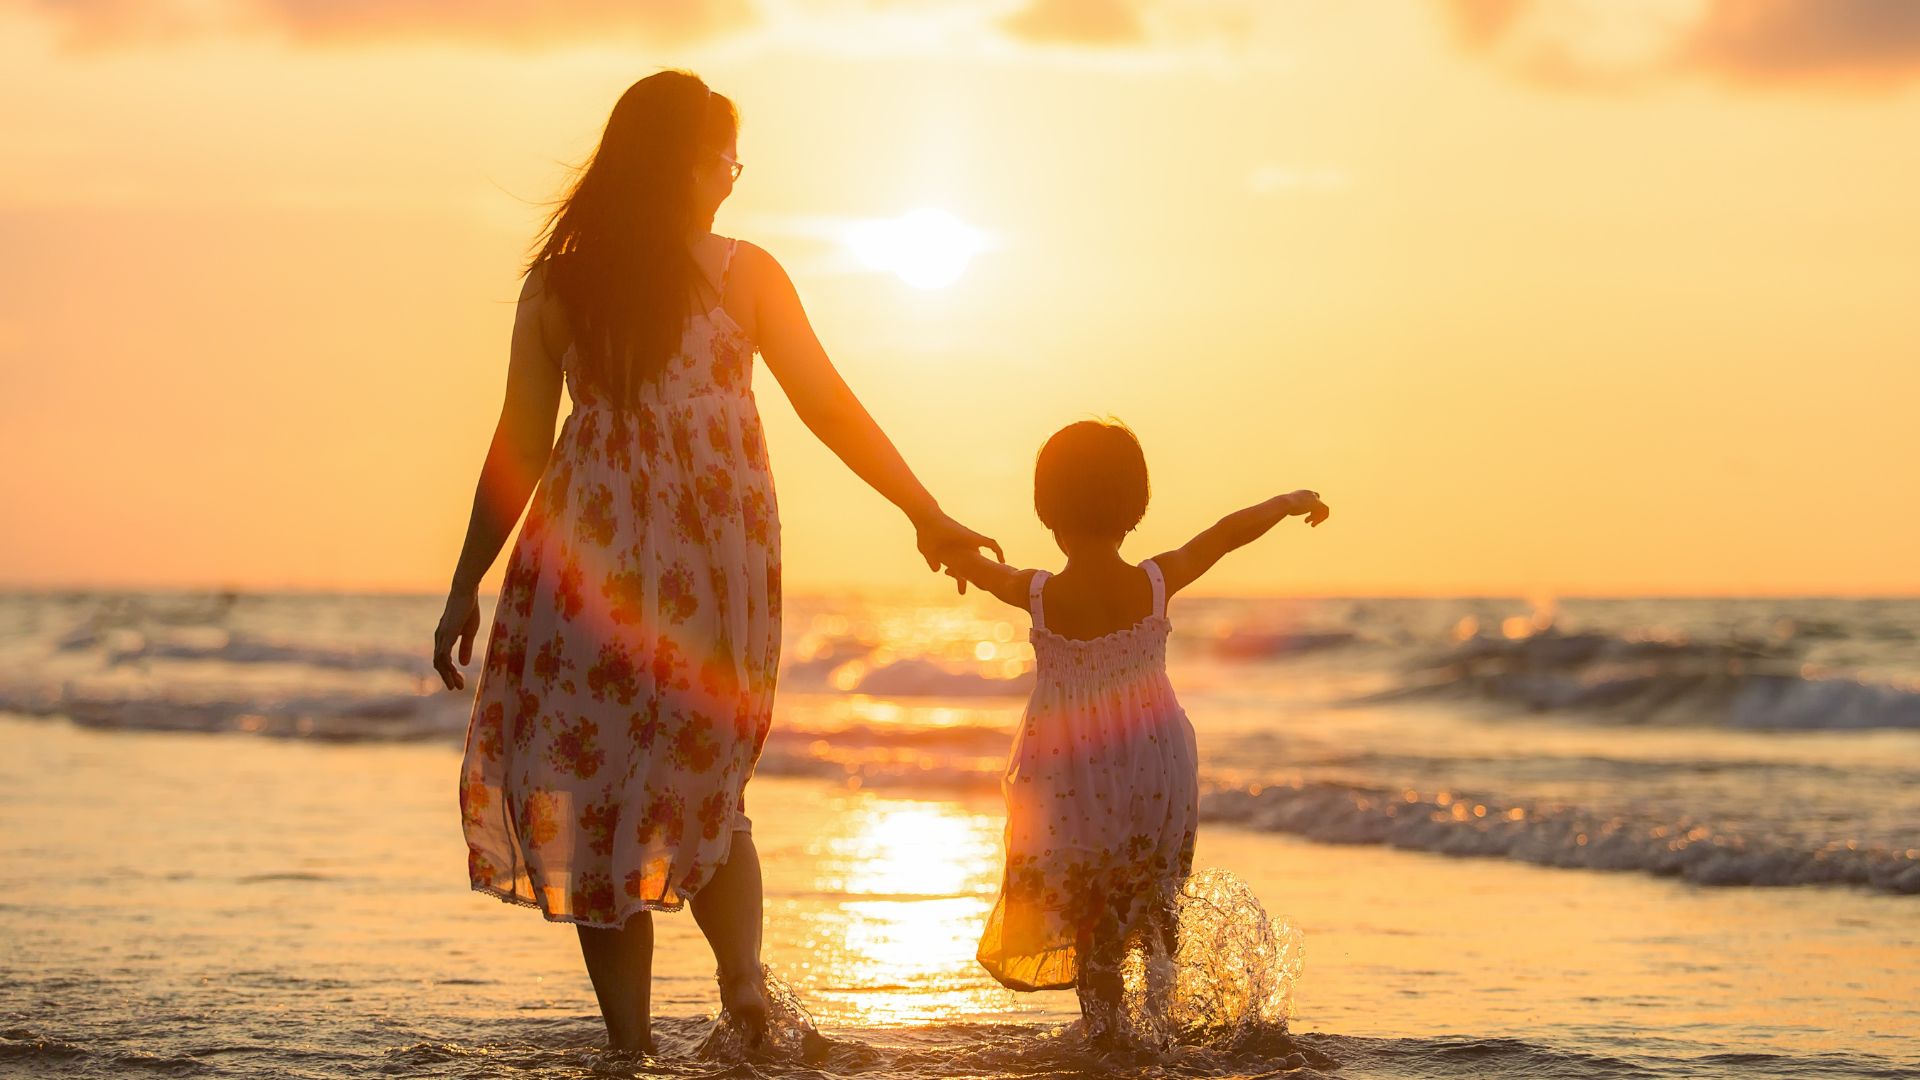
[717,238,739,300]
[1027,570,1050,631]
[1142,559,1166,618]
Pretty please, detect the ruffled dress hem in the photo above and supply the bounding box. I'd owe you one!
[470,823,748,927]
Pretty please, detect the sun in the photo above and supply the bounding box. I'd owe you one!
[845,209,988,289]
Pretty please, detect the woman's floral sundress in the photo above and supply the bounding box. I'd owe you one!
[458,239,780,928]
[977,559,1199,992]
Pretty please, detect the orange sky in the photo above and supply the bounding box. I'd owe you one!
[2,0,1917,597]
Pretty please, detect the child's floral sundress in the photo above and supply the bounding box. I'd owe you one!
[457,239,781,928]
[977,558,1199,991]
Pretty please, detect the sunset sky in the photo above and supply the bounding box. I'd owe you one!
[3,0,1917,597]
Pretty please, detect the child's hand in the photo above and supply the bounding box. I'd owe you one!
[1157,488,1328,596]
[915,511,1004,594]
[1281,489,1330,527]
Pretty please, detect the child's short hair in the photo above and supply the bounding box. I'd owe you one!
[1034,419,1150,536]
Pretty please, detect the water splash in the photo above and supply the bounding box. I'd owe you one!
[692,966,833,1065]
[1171,869,1305,1041]
[1105,869,1305,1051]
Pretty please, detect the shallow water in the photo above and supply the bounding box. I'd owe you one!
[3,712,1916,1078]
[4,590,1919,1077]
[5,591,1917,895]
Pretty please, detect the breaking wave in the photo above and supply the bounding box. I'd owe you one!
[1201,781,1920,894]
[1357,630,1920,730]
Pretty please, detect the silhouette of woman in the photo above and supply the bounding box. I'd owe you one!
[431,70,998,1052]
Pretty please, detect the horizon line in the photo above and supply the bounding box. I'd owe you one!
[3,581,1917,602]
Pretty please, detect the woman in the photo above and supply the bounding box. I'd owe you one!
[430,70,997,1053]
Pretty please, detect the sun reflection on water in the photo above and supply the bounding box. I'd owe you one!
[780,794,1018,1026]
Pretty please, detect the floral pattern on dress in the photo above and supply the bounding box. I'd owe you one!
[457,240,781,928]
[976,560,1199,993]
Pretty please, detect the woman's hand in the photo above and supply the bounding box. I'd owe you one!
[915,511,1004,594]
[433,586,482,691]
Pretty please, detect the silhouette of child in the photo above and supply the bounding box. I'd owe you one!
[943,419,1328,1038]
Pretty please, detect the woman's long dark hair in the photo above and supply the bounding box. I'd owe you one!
[528,70,738,404]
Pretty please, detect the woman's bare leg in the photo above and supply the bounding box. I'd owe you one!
[576,914,655,1053]
[690,830,769,1043]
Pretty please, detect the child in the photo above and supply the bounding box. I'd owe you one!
[942,419,1328,1039]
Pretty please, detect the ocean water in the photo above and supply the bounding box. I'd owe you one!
[2,590,1916,1078]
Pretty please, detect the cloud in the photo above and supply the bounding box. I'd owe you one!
[12,0,757,50]
[1437,0,1527,49]
[1439,0,1920,89]
[15,0,202,49]
[253,0,754,47]
[1684,0,1920,82]
[9,0,1255,63]
[999,0,1145,46]
[984,0,1266,71]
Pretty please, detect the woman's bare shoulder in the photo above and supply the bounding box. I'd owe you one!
[520,258,559,302]
[728,239,792,288]
[517,260,573,355]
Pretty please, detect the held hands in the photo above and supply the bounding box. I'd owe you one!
[432,586,482,691]
[1280,489,1331,527]
[914,510,1004,594]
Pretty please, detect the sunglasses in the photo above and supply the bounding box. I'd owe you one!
[716,153,744,181]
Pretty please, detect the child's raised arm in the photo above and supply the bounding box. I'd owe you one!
[942,547,1038,611]
[1152,489,1329,597]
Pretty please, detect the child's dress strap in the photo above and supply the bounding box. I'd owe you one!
[1142,559,1167,618]
[1027,570,1050,631]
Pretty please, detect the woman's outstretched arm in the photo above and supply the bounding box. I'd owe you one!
[739,241,1000,576]
[434,268,567,690]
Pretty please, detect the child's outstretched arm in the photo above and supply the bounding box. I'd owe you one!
[1153,489,1329,596]
[941,547,1039,611]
